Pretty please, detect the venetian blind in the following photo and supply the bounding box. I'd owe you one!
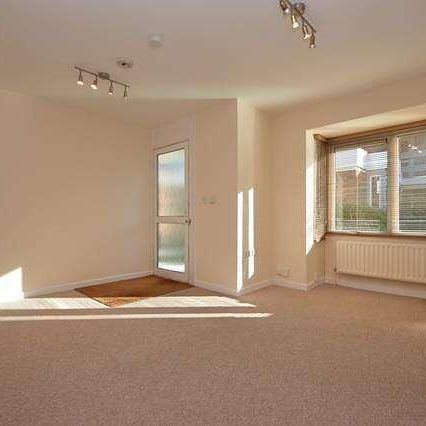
[332,140,388,233]
[314,140,328,242]
[397,131,426,233]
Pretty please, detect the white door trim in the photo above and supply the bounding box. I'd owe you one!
[153,141,190,283]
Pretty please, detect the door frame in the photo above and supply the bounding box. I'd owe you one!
[153,141,190,283]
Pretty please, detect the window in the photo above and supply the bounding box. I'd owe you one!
[323,128,426,236]
[333,140,388,233]
[399,133,426,233]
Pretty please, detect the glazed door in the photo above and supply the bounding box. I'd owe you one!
[154,142,190,282]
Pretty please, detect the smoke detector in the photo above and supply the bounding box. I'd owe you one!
[148,33,164,48]
[116,58,134,69]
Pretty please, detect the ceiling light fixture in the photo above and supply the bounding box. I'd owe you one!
[302,22,311,40]
[77,70,84,86]
[279,1,317,48]
[291,11,300,29]
[75,66,130,100]
[279,0,290,15]
[90,75,99,90]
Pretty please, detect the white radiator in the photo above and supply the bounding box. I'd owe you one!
[336,241,426,284]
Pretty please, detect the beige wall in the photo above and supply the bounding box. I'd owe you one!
[195,102,238,289]
[0,90,152,296]
[152,101,272,293]
[4,71,426,299]
[152,101,239,291]
[237,101,272,287]
[272,73,426,285]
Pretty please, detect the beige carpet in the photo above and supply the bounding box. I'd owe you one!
[0,284,425,425]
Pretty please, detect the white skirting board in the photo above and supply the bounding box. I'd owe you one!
[326,275,426,300]
[272,277,325,292]
[239,280,272,295]
[194,279,272,297]
[194,278,322,297]
[23,271,153,298]
[21,274,276,302]
[193,280,241,297]
[273,274,426,300]
[20,271,423,303]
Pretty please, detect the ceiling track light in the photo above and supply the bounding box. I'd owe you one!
[74,66,130,100]
[291,10,299,29]
[90,75,99,90]
[279,0,290,15]
[302,22,311,40]
[279,1,317,48]
[77,70,84,86]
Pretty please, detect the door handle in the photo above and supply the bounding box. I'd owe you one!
[185,219,192,225]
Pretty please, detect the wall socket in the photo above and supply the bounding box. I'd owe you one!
[278,267,290,278]
[201,196,216,205]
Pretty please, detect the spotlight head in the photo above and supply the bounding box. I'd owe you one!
[90,76,99,90]
[280,1,290,15]
[309,33,316,48]
[291,12,299,29]
[302,23,311,40]
[108,81,114,96]
[77,70,84,86]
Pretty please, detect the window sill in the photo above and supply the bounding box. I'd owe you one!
[326,231,426,240]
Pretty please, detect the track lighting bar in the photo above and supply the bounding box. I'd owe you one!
[74,66,130,99]
[279,1,317,48]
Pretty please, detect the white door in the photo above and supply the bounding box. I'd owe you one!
[154,142,190,282]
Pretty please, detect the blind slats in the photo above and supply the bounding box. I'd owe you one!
[317,129,426,237]
[314,141,328,242]
[333,140,388,233]
[398,132,426,233]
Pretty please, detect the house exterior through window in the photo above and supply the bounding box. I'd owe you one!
[314,127,426,237]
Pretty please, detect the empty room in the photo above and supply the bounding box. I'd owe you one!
[1,1,426,424]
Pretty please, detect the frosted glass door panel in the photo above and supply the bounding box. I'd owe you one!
[155,142,189,279]
[157,223,186,273]
[157,149,186,217]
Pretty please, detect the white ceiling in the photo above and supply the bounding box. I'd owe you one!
[2,0,426,127]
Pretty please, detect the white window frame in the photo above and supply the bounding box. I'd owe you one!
[325,129,426,238]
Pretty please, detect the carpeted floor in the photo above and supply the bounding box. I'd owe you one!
[76,275,193,307]
[0,284,425,425]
